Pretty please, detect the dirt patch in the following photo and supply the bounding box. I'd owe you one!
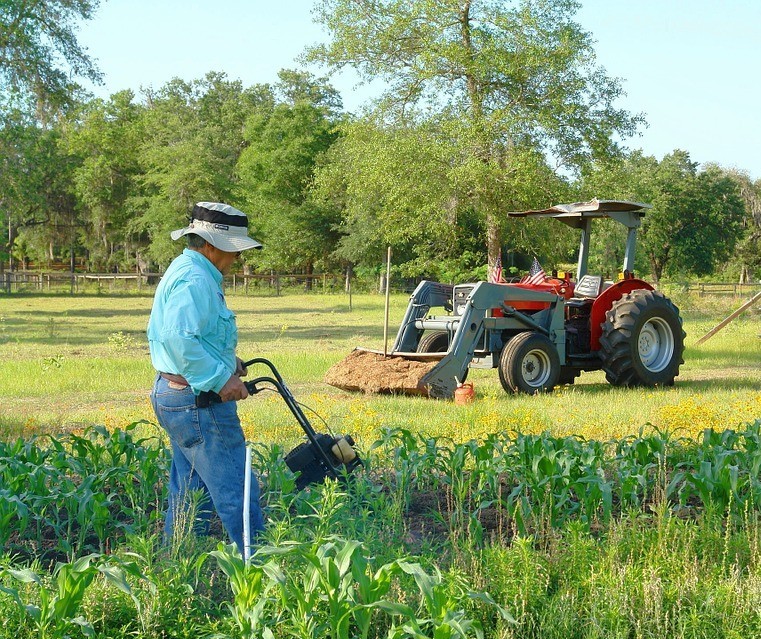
[324,350,439,396]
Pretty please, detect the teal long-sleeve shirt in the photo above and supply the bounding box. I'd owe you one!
[147,249,237,394]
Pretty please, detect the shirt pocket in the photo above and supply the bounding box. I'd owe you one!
[217,307,238,350]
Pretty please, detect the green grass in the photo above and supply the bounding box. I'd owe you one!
[2,423,761,638]
[2,287,761,638]
[1,289,760,444]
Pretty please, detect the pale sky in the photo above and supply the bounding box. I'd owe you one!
[77,0,761,179]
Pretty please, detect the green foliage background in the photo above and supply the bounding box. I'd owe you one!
[1,0,760,285]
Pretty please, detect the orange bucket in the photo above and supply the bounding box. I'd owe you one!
[454,382,475,405]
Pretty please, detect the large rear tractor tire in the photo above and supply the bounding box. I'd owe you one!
[600,289,685,387]
[499,332,560,394]
[416,330,450,353]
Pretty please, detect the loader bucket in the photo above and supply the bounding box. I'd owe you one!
[324,348,444,396]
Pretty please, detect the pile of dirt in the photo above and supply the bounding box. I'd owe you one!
[324,349,439,396]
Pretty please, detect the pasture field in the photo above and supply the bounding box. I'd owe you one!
[0,288,759,444]
[1,288,761,638]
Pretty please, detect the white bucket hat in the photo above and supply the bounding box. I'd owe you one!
[170,202,262,252]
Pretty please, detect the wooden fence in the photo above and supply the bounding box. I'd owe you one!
[0,271,347,295]
[1,271,758,298]
[689,282,760,297]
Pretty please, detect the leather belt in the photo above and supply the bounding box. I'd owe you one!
[160,372,189,385]
[159,372,221,408]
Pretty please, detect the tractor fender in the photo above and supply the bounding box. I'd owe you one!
[589,278,654,351]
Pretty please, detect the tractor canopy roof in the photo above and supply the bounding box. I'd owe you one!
[508,198,651,229]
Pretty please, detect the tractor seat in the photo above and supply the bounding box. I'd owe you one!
[571,274,607,300]
[573,274,603,299]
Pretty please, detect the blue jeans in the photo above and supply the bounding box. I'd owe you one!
[150,374,265,552]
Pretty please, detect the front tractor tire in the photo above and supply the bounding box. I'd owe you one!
[600,289,685,387]
[499,332,560,394]
[416,330,449,353]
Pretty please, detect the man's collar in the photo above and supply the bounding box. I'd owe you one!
[183,248,223,284]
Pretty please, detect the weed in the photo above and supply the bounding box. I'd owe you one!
[46,317,59,340]
[107,330,136,352]
[41,354,65,371]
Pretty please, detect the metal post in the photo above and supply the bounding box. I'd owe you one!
[243,444,252,562]
[623,227,637,273]
[576,218,591,279]
[383,247,392,356]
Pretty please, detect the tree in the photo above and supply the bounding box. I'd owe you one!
[306,0,640,273]
[137,73,271,267]
[236,70,344,282]
[0,108,82,270]
[0,0,102,112]
[581,150,746,282]
[314,117,488,278]
[60,91,145,271]
[715,168,761,282]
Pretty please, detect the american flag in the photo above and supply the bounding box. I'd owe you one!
[490,253,504,283]
[523,257,546,286]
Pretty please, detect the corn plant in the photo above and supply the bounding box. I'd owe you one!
[263,542,331,638]
[394,560,514,638]
[64,423,168,524]
[372,428,446,493]
[0,488,29,547]
[73,476,115,552]
[0,554,99,639]
[613,427,670,508]
[210,544,282,639]
[668,424,761,516]
[349,546,403,639]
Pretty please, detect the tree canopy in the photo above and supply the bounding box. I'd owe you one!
[581,150,746,281]
[306,0,643,272]
[0,0,102,113]
[0,0,758,286]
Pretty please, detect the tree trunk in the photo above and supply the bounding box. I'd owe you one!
[460,2,502,273]
[649,258,662,285]
[486,210,501,278]
[8,217,14,272]
[304,261,314,291]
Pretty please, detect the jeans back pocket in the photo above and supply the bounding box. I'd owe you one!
[155,389,203,448]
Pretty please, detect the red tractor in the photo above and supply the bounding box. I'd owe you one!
[326,199,686,399]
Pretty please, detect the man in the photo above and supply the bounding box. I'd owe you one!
[147,201,265,553]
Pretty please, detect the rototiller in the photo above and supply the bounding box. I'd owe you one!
[241,357,363,490]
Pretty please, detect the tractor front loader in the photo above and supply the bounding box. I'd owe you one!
[324,199,686,399]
